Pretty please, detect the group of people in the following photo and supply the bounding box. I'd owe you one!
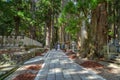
[55,43,65,50]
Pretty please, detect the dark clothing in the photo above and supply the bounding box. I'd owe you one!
[55,43,57,50]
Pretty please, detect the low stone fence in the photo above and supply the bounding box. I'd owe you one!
[0,36,42,47]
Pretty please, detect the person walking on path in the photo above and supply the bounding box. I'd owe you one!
[55,43,58,50]
[57,43,60,50]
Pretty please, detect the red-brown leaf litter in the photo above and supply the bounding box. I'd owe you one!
[80,61,104,68]
[43,49,48,53]
[66,50,77,59]
[69,54,77,59]
[35,52,42,56]
[13,65,41,80]
[26,65,41,70]
[13,73,36,80]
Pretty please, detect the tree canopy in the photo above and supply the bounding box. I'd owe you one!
[0,0,120,59]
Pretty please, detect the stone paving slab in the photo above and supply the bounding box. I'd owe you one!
[24,56,43,64]
[35,50,106,80]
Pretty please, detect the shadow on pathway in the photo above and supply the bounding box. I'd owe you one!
[35,50,106,80]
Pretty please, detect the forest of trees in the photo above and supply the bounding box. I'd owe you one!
[0,0,120,59]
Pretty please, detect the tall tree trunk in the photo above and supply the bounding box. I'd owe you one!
[45,26,50,47]
[86,2,108,59]
[45,8,52,48]
[59,25,65,44]
[54,16,59,44]
[30,0,36,39]
[95,2,108,57]
[14,16,20,39]
[77,30,81,56]
[113,0,120,42]
[45,21,51,48]
[50,14,55,48]
[60,0,69,45]
[1,36,4,47]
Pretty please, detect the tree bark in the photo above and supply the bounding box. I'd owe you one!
[29,0,36,40]
[14,16,20,39]
[45,10,52,48]
[85,2,108,59]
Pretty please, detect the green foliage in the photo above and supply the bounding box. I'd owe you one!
[17,11,24,17]
[65,18,79,34]
[1,0,116,44]
[64,1,77,14]
[58,0,82,40]
[0,1,14,35]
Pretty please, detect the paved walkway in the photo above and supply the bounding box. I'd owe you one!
[35,50,106,80]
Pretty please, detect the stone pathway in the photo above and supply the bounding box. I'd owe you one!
[35,50,106,80]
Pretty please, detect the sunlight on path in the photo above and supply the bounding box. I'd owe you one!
[35,50,106,80]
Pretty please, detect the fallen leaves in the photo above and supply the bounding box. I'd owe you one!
[26,65,41,70]
[66,50,77,59]
[13,64,41,80]
[69,54,77,59]
[35,52,42,56]
[13,73,36,80]
[80,61,104,69]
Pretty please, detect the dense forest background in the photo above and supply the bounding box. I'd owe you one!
[0,0,120,60]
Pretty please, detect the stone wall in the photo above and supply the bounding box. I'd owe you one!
[0,36,42,47]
